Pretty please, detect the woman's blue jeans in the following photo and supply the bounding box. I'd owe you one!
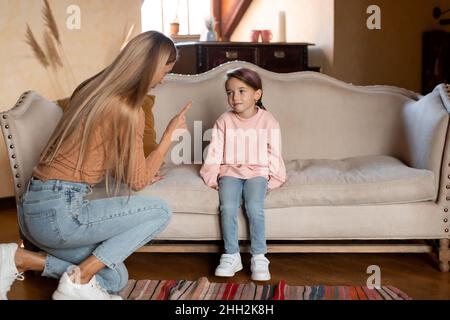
[17,177,172,293]
[218,176,268,255]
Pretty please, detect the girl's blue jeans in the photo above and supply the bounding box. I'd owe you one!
[218,176,268,255]
[17,177,172,293]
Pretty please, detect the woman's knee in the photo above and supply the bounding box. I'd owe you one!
[154,198,172,222]
[137,196,172,221]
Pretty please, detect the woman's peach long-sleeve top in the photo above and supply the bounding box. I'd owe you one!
[33,98,162,191]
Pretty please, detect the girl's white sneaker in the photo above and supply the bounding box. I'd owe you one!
[0,243,25,300]
[214,253,243,277]
[251,254,271,281]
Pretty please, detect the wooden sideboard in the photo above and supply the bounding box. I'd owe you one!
[422,30,450,94]
[172,41,318,75]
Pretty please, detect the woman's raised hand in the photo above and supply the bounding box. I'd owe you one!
[164,101,193,137]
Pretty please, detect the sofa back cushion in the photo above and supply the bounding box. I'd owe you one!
[152,61,423,164]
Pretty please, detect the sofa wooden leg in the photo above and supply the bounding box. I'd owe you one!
[438,239,450,272]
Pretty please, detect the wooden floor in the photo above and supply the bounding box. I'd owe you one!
[1,198,449,300]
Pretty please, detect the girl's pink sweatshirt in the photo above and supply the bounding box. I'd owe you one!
[200,108,286,190]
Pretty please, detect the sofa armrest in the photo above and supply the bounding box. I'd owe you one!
[434,85,450,209]
[402,84,450,201]
[0,91,62,203]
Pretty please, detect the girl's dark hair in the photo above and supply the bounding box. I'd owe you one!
[225,67,266,110]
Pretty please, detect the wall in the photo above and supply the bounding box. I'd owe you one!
[0,0,142,198]
[232,0,450,93]
[231,0,335,74]
[332,0,450,92]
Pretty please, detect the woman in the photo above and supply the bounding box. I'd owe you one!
[0,31,191,300]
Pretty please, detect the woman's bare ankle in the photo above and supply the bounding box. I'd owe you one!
[67,266,92,285]
[14,248,27,272]
[14,248,46,273]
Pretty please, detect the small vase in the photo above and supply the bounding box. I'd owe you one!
[170,22,180,36]
[206,30,216,41]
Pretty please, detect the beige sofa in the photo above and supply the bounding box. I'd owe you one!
[1,61,449,271]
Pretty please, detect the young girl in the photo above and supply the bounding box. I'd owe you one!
[0,31,192,300]
[200,67,286,281]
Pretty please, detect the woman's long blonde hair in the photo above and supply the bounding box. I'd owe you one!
[39,31,177,197]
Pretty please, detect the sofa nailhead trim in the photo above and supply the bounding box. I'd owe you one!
[446,228,449,233]
[14,164,18,169]
[5,125,9,129]
[445,208,449,213]
[9,145,14,149]
[447,185,450,189]
[15,174,20,178]
[11,154,16,159]
[447,196,450,201]
[7,135,12,139]
[445,218,449,223]
[2,114,6,119]
[16,184,21,189]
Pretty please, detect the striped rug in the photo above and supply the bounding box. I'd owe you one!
[119,277,412,300]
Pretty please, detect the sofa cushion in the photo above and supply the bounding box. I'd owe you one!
[139,164,220,214]
[131,155,436,214]
[266,155,436,208]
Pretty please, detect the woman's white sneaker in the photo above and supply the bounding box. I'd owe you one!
[52,271,123,300]
[214,253,243,277]
[251,254,271,281]
[0,243,25,300]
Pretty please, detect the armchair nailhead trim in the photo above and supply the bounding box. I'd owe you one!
[445,208,449,213]
[446,228,449,233]
[445,218,449,223]
[13,91,30,108]
[3,92,31,194]
[447,185,450,189]
[447,196,450,201]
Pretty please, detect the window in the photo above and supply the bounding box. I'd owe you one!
[142,0,212,36]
